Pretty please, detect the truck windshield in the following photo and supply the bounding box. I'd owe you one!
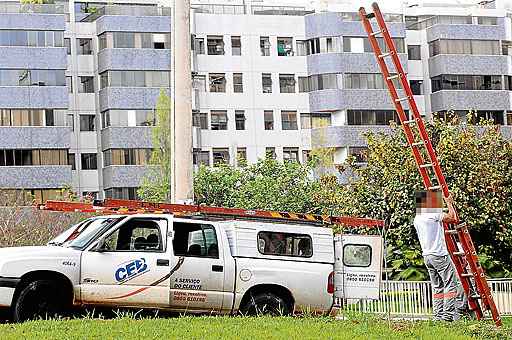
[64,217,121,250]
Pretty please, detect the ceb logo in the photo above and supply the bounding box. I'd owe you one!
[115,258,148,283]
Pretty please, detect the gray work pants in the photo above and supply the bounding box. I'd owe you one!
[424,254,462,321]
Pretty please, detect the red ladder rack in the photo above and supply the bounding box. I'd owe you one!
[359,2,501,326]
[41,199,385,228]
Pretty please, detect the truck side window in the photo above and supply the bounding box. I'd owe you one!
[343,244,371,267]
[172,222,219,258]
[102,218,164,252]
[257,231,312,258]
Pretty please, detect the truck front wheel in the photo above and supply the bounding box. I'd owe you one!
[241,292,291,316]
[13,280,67,322]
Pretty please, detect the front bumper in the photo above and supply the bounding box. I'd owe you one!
[0,277,20,307]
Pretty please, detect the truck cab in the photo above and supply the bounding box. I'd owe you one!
[0,214,383,322]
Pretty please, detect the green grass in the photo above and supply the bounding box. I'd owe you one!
[0,315,511,340]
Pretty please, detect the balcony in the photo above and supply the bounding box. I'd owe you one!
[0,3,65,14]
[307,52,408,75]
[99,87,168,111]
[430,90,509,112]
[309,89,407,113]
[0,166,71,189]
[82,5,170,22]
[0,47,66,69]
[102,165,152,188]
[0,127,70,149]
[426,23,505,41]
[101,127,152,150]
[0,86,68,108]
[428,54,508,77]
[311,125,394,148]
[98,48,171,73]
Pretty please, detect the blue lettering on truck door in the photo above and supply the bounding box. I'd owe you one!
[115,258,149,284]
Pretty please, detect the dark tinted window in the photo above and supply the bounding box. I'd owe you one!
[257,231,312,257]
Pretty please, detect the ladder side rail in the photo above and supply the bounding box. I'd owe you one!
[370,3,451,199]
[358,7,433,189]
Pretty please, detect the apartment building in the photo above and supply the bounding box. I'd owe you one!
[0,0,511,203]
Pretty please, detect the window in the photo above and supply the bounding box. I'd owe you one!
[235,110,245,130]
[0,149,67,166]
[265,147,276,159]
[236,147,247,166]
[104,187,139,200]
[98,33,106,50]
[306,36,342,55]
[79,115,95,131]
[283,147,299,162]
[64,38,71,54]
[428,39,500,57]
[68,153,76,170]
[277,37,293,56]
[477,17,497,25]
[343,244,371,267]
[211,111,228,130]
[347,110,400,125]
[103,149,152,166]
[113,32,135,48]
[78,76,94,93]
[103,218,164,252]
[296,40,307,56]
[207,35,224,55]
[301,113,311,129]
[298,76,309,92]
[193,149,210,166]
[302,150,311,163]
[213,148,230,166]
[312,113,332,128]
[410,80,423,95]
[66,114,74,130]
[231,36,241,55]
[209,73,226,92]
[343,37,405,53]
[0,109,66,127]
[264,110,274,130]
[281,111,298,130]
[81,153,97,170]
[257,231,312,257]
[0,69,66,86]
[192,75,206,92]
[192,111,208,129]
[260,36,270,56]
[172,222,218,258]
[233,73,243,93]
[101,110,155,128]
[0,30,63,47]
[306,73,340,91]
[152,34,167,49]
[279,74,295,93]
[408,45,421,60]
[348,147,368,163]
[344,73,389,89]
[262,73,272,93]
[431,74,502,92]
[77,38,92,55]
[194,37,205,54]
[99,71,170,88]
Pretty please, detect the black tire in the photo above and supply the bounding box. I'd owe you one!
[240,292,291,316]
[13,280,68,322]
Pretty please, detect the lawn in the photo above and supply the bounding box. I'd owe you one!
[0,315,510,340]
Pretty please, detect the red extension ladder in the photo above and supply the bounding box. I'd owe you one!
[359,2,501,326]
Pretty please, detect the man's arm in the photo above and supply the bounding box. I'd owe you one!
[442,194,457,223]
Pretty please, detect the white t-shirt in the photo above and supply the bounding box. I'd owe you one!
[414,211,448,256]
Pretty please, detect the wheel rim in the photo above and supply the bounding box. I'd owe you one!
[20,284,56,321]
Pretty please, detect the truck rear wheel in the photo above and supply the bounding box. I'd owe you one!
[241,292,291,316]
[13,279,67,322]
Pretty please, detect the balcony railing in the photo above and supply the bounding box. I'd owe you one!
[0,2,66,14]
[192,4,245,15]
[82,5,171,22]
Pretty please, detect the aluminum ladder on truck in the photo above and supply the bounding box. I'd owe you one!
[358,2,501,326]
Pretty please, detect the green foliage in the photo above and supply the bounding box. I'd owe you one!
[137,90,172,202]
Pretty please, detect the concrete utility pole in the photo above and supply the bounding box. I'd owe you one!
[171,0,194,203]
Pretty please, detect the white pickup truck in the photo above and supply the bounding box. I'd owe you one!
[0,214,383,322]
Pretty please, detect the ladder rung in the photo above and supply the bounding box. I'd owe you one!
[445,229,458,235]
[454,222,467,230]
[395,96,409,102]
[371,29,384,36]
[366,12,375,19]
[453,251,465,256]
[461,272,473,278]
[379,52,392,58]
[403,119,416,124]
[420,163,433,168]
[471,294,481,300]
[428,185,442,191]
[387,74,400,80]
[411,141,424,147]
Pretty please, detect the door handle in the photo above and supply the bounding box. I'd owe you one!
[157,259,169,266]
[212,265,223,272]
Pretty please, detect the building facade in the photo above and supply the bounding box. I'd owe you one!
[0,0,511,203]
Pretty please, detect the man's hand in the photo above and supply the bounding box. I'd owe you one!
[442,194,457,223]
[443,194,454,205]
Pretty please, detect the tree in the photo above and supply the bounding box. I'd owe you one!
[137,90,172,202]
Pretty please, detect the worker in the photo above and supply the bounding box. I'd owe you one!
[414,190,462,321]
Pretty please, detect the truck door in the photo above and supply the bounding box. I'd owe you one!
[169,221,225,313]
[334,235,383,300]
[80,216,173,307]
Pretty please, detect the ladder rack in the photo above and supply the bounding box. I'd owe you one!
[41,199,385,228]
[359,2,501,326]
